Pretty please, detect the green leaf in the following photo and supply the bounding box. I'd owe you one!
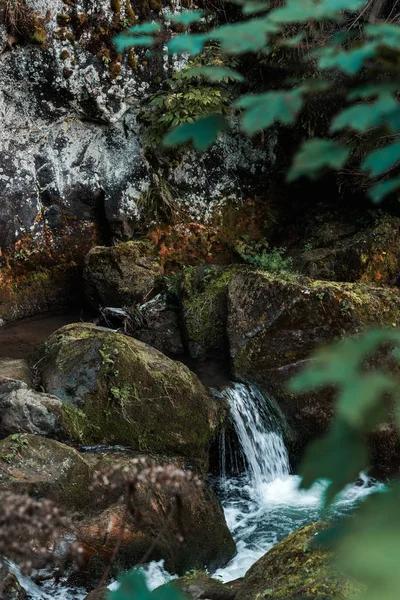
[109,571,186,600]
[115,33,155,51]
[270,0,367,23]
[315,42,379,75]
[209,18,278,54]
[243,1,270,14]
[287,139,350,181]
[337,483,400,600]
[184,66,245,82]
[299,421,369,506]
[235,89,304,135]
[165,10,204,26]
[330,96,399,133]
[362,140,400,177]
[347,83,399,101]
[163,114,228,151]
[368,177,400,203]
[167,33,208,56]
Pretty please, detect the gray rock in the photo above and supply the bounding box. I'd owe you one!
[0,378,62,437]
[0,359,32,386]
[135,293,184,355]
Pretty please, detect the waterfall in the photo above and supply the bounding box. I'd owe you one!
[220,383,290,492]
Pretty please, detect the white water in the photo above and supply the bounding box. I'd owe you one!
[12,382,384,596]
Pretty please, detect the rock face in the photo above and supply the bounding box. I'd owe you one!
[0,434,93,511]
[228,269,400,451]
[0,0,270,323]
[158,572,237,600]
[76,458,235,576]
[84,241,163,309]
[0,378,62,438]
[295,214,400,286]
[40,323,221,465]
[237,523,358,600]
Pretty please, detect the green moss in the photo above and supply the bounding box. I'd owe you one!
[125,0,136,25]
[237,523,361,600]
[41,324,220,468]
[61,404,92,443]
[182,267,238,352]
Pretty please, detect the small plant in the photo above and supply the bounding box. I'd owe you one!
[236,239,294,276]
[139,47,236,150]
[138,176,186,225]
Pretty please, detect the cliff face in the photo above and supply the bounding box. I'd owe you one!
[0,0,272,320]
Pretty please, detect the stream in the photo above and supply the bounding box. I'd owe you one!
[7,380,384,597]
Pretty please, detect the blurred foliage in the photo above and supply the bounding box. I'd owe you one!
[113,3,400,598]
[109,571,185,600]
[117,0,400,202]
[289,329,400,599]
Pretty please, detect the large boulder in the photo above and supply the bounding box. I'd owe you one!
[0,434,93,511]
[228,269,400,455]
[0,378,62,438]
[84,242,163,309]
[237,523,358,600]
[40,324,222,466]
[75,456,235,577]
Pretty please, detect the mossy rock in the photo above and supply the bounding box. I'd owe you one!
[237,523,360,600]
[0,434,92,511]
[294,214,400,286]
[181,266,239,359]
[228,268,400,466]
[84,241,163,309]
[40,324,221,467]
[158,571,237,599]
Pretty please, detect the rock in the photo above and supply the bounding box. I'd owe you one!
[0,359,32,386]
[40,324,221,466]
[75,457,235,576]
[0,564,27,600]
[0,378,62,437]
[236,523,358,600]
[83,590,108,600]
[84,242,163,309]
[158,572,237,599]
[134,293,184,356]
[181,266,235,359]
[0,434,92,511]
[228,268,400,454]
[294,214,400,286]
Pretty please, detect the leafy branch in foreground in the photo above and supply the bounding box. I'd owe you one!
[116,0,400,202]
[289,329,400,600]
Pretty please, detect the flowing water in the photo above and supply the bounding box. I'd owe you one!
[10,381,384,596]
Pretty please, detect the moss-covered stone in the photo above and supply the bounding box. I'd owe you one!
[40,324,221,468]
[181,266,239,359]
[228,267,400,464]
[237,523,360,600]
[158,572,237,599]
[84,241,163,309]
[295,214,400,286]
[0,434,92,511]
